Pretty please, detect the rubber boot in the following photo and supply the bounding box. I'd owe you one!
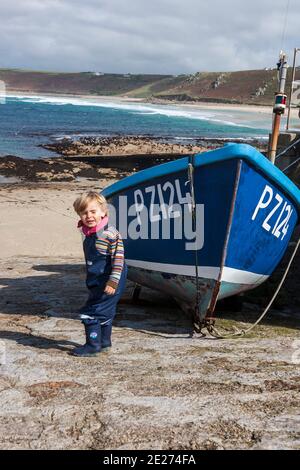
[72,320,101,357]
[101,321,112,352]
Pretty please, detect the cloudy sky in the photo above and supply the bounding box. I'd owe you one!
[1,0,299,74]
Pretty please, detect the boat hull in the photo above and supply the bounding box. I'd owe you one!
[102,144,300,320]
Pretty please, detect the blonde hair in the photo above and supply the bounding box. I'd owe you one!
[73,191,108,216]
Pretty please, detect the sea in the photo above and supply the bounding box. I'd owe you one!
[0,94,276,159]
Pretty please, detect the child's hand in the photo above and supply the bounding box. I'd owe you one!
[104,285,116,296]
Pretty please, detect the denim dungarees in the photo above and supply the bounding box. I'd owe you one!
[79,226,127,325]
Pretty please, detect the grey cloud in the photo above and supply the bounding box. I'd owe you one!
[0,0,299,73]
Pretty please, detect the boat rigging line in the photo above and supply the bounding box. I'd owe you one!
[119,231,300,340]
[187,154,203,335]
[280,0,291,54]
[282,155,300,174]
[275,136,300,160]
[186,147,300,339]
[204,235,300,339]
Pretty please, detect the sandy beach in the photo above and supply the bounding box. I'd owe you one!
[0,168,300,449]
[6,89,275,115]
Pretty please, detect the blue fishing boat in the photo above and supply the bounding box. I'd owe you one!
[102,143,300,323]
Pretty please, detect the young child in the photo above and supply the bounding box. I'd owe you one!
[72,191,127,357]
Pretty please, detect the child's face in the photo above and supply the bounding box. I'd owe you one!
[80,201,106,227]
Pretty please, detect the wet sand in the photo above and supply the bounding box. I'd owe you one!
[0,176,299,450]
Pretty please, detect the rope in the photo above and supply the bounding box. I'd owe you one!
[118,237,300,341]
[113,326,190,339]
[275,137,300,160]
[187,156,203,334]
[283,155,300,174]
[204,235,300,339]
[280,0,291,52]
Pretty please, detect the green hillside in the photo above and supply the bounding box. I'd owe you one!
[0,67,299,105]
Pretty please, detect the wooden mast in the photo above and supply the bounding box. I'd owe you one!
[268,52,288,164]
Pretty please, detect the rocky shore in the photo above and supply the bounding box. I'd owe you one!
[0,154,128,183]
[42,135,267,157]
[0,135,270,182]
[42,135,210,158]
[0,136,207,182]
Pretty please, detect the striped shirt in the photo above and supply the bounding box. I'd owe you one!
[95,226,125,289]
